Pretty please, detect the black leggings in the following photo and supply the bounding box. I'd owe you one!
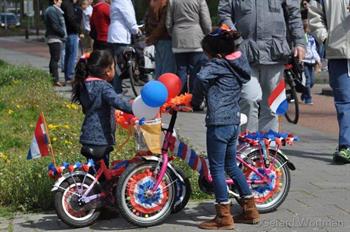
[48,42,61,82]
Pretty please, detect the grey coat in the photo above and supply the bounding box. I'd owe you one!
[218,0,306,64]
[166,0,212,51]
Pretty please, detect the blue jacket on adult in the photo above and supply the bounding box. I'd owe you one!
[44,5,67,40]
[218,0,306,64]
[192,51,251,126]
[79,79,132,146]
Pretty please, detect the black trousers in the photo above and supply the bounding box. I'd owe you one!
[93,40,109,51]
[48,42,61,82]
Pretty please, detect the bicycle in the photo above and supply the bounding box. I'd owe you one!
[48,136,189,228]
[284,57,306,124]
[116,106,297,227]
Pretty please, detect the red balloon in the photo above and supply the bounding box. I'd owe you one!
[158,73,182,101]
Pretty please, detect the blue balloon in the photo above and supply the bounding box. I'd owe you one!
[141,80,168,107]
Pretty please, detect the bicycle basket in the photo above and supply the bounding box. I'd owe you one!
[134,118,162,154]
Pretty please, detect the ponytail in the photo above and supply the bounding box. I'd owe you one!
[72,58,89,104]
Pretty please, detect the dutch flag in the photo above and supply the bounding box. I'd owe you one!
[27,114,50,160]
[268,79,288,115]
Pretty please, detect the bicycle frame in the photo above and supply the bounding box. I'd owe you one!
[149,111,276,194]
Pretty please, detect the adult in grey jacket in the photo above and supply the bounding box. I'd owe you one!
[308,0,350,164]
[44,0,67,86]
[218,0,306,132]
[166,0,212,92]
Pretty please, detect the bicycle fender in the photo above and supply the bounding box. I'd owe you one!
[140,155,185,182]
[51,171,96,192]
[240,147,296,171]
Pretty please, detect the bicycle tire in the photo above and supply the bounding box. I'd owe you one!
[116,161,175,227]
[54,175,101,228]
[171,167,192,214]
[284,75,300,124]
[128,63,139,97]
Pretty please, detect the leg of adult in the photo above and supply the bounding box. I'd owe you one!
[303,63,313,103]
[48,42,61,84]
[174,53,189,92]
[258,64,284,132]
[64,34,79,81]
[328,59,350,152]
[111,43,128,94]
[240,65,262,132]
[93,40,108,51]
[60,42,65,72]
[154,40,177,79]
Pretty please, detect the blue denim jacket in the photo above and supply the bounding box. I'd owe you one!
[79,79,132,146]
[192,52,251,126]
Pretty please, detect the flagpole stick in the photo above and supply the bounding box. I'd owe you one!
[278,115,282,132]
[41,112,57,167]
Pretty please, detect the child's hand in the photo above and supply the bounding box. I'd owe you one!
[315,62,322,73]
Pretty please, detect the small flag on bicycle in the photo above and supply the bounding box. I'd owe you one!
[268,79,288,115]
[27,113,50,160]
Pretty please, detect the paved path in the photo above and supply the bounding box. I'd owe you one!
[0,38,349,232]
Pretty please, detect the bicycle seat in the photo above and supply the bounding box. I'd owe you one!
[81,145,114,159]
[123,47,136,56]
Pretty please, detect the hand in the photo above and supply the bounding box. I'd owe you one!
[79,34,85,39]
[347,5,350,12]
[315,61,322,73]
[294,46,305,62]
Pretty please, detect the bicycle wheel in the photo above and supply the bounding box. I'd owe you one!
[116,161,175,227]
[128,63,139,97]
[171,167,192,214]
[54,175,101,227]
[242,150,291,213]
[284,76,300,124]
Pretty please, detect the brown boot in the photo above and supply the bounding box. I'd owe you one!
[198,203,234,230]
[233,197,260,224]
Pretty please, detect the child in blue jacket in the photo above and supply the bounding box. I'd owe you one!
[72,50,132,167]
[192,27,260,230]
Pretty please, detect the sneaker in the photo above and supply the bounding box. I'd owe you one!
[304,99,314,105]
[333,147,350,164]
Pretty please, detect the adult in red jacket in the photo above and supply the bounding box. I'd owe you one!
[90,0,110,50]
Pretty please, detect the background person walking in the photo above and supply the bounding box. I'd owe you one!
[90,0,111,51]
[44,0,67,87]
[308,0,350,164]
[144,0,176,78]
[166,0,212,93]
[218,0,306,132]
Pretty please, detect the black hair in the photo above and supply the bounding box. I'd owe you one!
[48,0,56,5]
[201,29,241,58]
[72,49,114,104]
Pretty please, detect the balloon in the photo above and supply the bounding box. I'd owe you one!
[240,113,248,126]
[158,73,182,100]
[132,96,159,120]
[141,80,168,107]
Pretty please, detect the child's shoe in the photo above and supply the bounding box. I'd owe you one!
[198,203,234,230]
[233,197,260,224]
[333,147,350,164]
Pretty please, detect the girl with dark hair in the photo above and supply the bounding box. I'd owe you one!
[44,0,67,86]
[72,50,133,167]
[192,26,260,230]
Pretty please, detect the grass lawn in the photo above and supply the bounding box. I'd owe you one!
[0,60,210,217]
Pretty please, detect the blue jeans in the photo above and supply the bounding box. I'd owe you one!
[174,52,208,93]
[154,40,176,79]
[110,43,128,94]
[207,125,252,203]
[64,34,79,81]
[328,59,350,149]
[301,63,315,103]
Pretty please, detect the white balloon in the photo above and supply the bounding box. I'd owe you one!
[240,113,248,126]
[132,96,159,120]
